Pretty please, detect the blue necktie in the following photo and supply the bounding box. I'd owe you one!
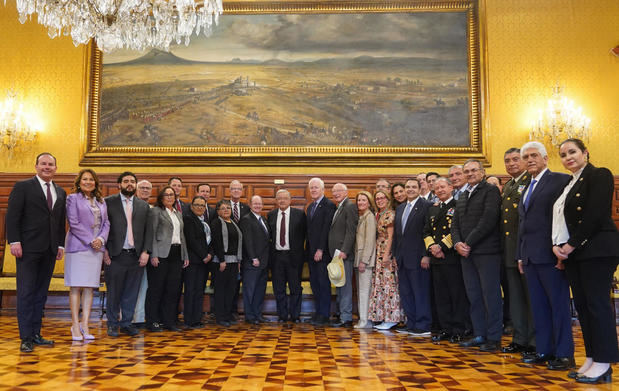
[401,202,412,228]
[524,178,537,210]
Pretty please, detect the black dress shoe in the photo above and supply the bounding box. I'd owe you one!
[216,320,230,327]
[164,325,183,332]
[107,326,120,337]
[501,342,526,353]
[432,331,452,343]
[522,353,555,364]
[576,367,613,384]
[521,346,536,356]
[459,336,486,348]
[20,339,34,352]
[547,357,575,370]
[245,319,260,325]
[567,370,581,379]
[479,340,501,352]
[291,318,301,323]
[147,322,164,332]
[332,320,353,328]
[449,334,463,343]
[32,334,54,345]
[312,315,329,326]
[120,325,140,336]
[257,317,269,323]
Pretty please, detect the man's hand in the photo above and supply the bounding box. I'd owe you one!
[358,262,366,273]
[56,248,64,260]
[203,254,212,264]
[429,244,443,258]
[455,242,471,258]
[420,256,430,270]
[103,250,112,266]
[313,249,323,262]
[252,258,260,267]
[183,259,189,268]
[219,262,226,272]
[138,251,149,267]
[340,252,347,260]
[517,260,524,275]
[10,243,23,258]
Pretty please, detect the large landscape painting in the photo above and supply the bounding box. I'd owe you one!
[100,12,470,148]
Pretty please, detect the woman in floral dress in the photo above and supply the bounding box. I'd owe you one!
[369,190,403,330]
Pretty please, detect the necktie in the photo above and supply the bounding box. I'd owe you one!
[202,221,211,245]
[45,183,53,210]
[280,212,286,247]
[175,199,182,212]
[125,198,134,247]
[401,202,412,228]
[524,178,538,210]
[309,201,318,218]
[439,202,445,210]
[259,216,268,235]
[204,207,209,221]
[233,202,240,222]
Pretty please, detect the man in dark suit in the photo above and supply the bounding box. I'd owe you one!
[423,177,468,342]
[500,148,535,355]
[6,153,66,352]
[268,190,307,322]
[328,183,358,327]
[452,159,503,352]
[182,195,213,328]
[305,177,336,326]
[228,179,250,315]
[394,178,431,336]
[168,176,186,213]
[516,141,574,370]
[103,172,152,337]
[240,195,270,324]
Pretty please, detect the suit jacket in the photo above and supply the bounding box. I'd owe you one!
[564,163,619,259]
[183,212,214,265]
[104,194,151,257]
[240,212,271,269]
[327,198,358,260]
[501,173,531,267]
[423,198,459,265]
[517,170,570,264]
[268,207,307,265]
[306,196,336,259]
[394,197,430,270]
[148,206,188,260]
[6,176,66,254]
[65,193,110,253]
[451,180,502,255]
[355,210,376,268]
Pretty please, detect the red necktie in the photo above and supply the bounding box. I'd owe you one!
[175,199,182,212]
[280,211,286,247]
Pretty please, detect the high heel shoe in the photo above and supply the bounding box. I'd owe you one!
[79,323,95,340]
[71,325,83,341]
[576,367,612,384]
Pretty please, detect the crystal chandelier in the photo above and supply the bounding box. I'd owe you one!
[8,0,223,53]
[529,85,591,148]
[0,90,40,159]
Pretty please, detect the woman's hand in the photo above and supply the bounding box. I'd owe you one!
[151,257,159,267]
[358,262,366,273]
[219,262,226,272]
[552,245,569,261]
[91,238,103,250]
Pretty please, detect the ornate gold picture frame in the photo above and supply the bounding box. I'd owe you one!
[81,0,488,167]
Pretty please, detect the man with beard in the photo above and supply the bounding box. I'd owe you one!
[103,172,152,337]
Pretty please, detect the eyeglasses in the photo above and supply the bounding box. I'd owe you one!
[163,193,176,197]
[192,203,206,208]
[218,206,231,210]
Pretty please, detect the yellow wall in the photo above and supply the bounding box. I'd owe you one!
[1,0,618,175]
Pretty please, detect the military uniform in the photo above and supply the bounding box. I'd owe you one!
[423,198,468,338]
[501,172,535,350]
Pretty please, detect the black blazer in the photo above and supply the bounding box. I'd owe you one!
[268,207,307,264]
[240,212,271,269]
[104,194,151,257]
[6,176,66,254]
[183,212,214,264]
[423,198,459,265]
[516,170,570,265]
[327,198,358,259]
[305,196,336,259]
[451,180,502,255]
[564,163,619,259]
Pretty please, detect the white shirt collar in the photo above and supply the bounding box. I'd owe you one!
[442,197,454,205]
[407,197,419,208]
[532,167,548,182]
[278,206,291,215]
[35,175,52,186]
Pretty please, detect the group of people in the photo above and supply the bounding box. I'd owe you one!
[5,138,618,384]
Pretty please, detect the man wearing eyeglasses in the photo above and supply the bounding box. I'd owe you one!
[452,159,503,352]
[182,196,213,329]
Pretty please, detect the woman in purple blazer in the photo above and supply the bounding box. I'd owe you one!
[65,169,110,341]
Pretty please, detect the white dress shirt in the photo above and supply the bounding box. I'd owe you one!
[36,175,58,207]
[552,166,585,245]
[166,208,182,245]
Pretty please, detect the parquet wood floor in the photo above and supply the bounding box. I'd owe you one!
[0,312,615,390]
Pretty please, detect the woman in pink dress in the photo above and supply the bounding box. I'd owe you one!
[369,190,403,330]
[65,169,109,341]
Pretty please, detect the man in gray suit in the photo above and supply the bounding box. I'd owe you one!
[328,183,359,327]
[103,172,152,337]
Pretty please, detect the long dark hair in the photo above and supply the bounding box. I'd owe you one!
[560,138,590,162]
[72,169,103,202]
[155,186,176,209]
[390,182,405,209]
